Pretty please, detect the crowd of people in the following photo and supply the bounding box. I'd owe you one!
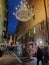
[0,41,49,65]
[22,43,49,65]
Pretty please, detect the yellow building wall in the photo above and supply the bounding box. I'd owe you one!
[29,0,46,29]
[21,0,46,36]
[17,0,46,40]
[45,0,49,18]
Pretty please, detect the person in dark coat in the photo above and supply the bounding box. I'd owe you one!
[0,49,3,57]
[37,47,44,65]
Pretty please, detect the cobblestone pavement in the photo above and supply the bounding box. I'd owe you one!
[0,53,22,65]
[0,53,49,65]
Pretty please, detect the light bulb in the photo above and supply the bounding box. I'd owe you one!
[13,12,15,15]
[31,8,33,11]
[20,1,23,4]
[28,5,29,8]
[15,7,17,10]
[24,5,26,7]
[18,5,20,7]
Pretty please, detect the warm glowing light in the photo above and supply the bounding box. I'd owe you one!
[13,0,34,22]
[36,39,44,46]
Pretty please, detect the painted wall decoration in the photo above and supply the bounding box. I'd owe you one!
[8,0,21,35]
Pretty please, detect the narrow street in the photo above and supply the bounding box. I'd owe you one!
[0,53,22,65]
[0,53,48,65]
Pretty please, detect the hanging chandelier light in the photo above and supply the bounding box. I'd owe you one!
[13,0,34,22]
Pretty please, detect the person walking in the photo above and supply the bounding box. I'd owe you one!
[37,46,44,65]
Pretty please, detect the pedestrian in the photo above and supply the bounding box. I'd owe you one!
[37,46,44,65]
